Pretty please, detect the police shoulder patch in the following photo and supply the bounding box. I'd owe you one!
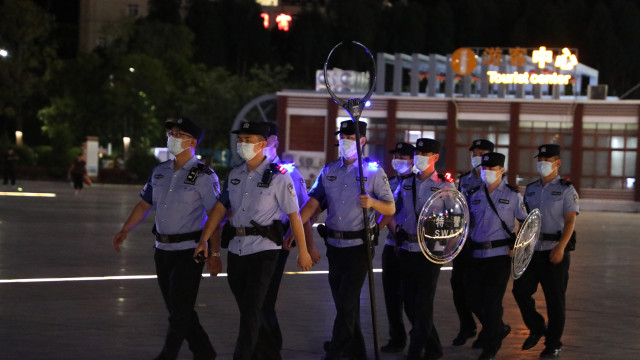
[287,183,296,197]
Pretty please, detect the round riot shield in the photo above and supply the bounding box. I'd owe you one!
[417,188,470,264]
[511,208,542,280]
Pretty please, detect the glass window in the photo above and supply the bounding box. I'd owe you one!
[628,137,637,149]
[595,151,609,176]
[597,136,610,148]
[582,150,594,175]
[497,133,510,145]
[583,135,595,147]
[611,151,624,176]
[611,136,625,149]
[625,152,636,177]
[581,177,594,188]
[561,135,573,147]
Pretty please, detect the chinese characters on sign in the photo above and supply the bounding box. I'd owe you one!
[453,46,579,85]
[260,12,292,31]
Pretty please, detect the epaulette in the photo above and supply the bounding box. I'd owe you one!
[276,162,296,174]
[196,162,214,175]
[526,179,538,187]
[560,178,573,187]
[466,186,481,197]
[364,157,380,170]
[506,183,520,193]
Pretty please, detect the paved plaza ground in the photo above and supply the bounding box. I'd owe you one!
[1,181,639,359]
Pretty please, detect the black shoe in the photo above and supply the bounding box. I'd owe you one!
[452,329,477,346]
[380,341,405,353]
[522,332,544,350]
[502,324,511,339]
[324,340,355,357]
[478,351,496,360]
[471,338,484,349]
[540,347,561,359]
[423,350,443,360]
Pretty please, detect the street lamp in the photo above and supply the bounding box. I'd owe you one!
[0,49,7,58]
[15,131,23,146]
[123,136,131,161]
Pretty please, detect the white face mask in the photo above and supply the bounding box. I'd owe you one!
[391,159,411,174]
[537,161,554,177]
[414,155,432,172]
[236,142,261,161]
[481,169,499,185]
[339,138,357,159]
[167,137,186,156]
[471,156,483,169]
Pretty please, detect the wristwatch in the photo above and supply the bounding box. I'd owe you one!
[210,251,221,258]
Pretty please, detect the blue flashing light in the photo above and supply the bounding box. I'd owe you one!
[366,160,380,170]
[365,100,371,107]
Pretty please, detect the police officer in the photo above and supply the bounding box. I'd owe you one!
[466,152,527,360]
[113,118,218,360]
[258,122,321,356]
[194,121,312,360]
[513,144,578,359]
[452,139,494,346]
[389,138,455,360]
[299,120,395,360]
[377,142,415,353]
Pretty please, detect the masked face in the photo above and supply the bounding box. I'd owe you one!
[414,155,432,172]
[471,156,483,169]
[392,159,412,174]
[481,168,499,185]
[167,137,187,156]
[339,138,357,159]
[537,161,554,177]
[236,142,261,161]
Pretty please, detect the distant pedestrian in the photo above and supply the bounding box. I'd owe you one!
[68,155,88,195]
[3,148,19,186]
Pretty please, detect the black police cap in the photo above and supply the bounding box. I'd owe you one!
[334,120,367,136]
[164,118,203,143]
[469,139,495,152]
[415,138,440,154]
[481,152,506,167]
[389,142,416,156]
[535,144,561,158]
[232,121,270,139]
[267,122,279,137]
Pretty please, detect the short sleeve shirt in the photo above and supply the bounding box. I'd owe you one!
[218,157,300,256]
[139,156,220,251]
[308,158,394,246]
[468,181,528,257]
[524,176,579,251]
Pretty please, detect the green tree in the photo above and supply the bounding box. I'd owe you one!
[0,0,56,143]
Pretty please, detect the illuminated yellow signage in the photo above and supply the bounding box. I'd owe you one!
[487,71,572,85]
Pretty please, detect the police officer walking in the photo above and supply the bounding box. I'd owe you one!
[377,142,415,354]
[194,121,312,360]
[258,122,321,356]
[466,152,527,360]
[300,120,395,360]
[385,138,454,360]
[452,139,494,346]
[513,144,578,359]
[113,118,219,360]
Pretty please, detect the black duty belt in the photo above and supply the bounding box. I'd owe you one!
[470,238,513,250]
[327,228,367,240]
[541,233,561,241]
[155,230,202,244]
[231,226,262,236]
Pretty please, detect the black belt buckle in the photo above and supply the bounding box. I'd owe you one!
[480,241,492,250]
[333,231,343,239]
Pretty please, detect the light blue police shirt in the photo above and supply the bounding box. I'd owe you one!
[273,156,309,222]
[458,170,483,195]
[397,171,456,252]
[308,157,394,247]
[219,156,300,256]
[524,176,579,251]
[468,181,528,258]
[140,156,220,251]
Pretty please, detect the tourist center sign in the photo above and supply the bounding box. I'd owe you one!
[451,46,578,86]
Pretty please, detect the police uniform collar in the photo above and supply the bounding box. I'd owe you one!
[175,155,198,171]
[243,155,270,173]
[541,175,561,186]
[418,170,438,182]
[339,156,358,169]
